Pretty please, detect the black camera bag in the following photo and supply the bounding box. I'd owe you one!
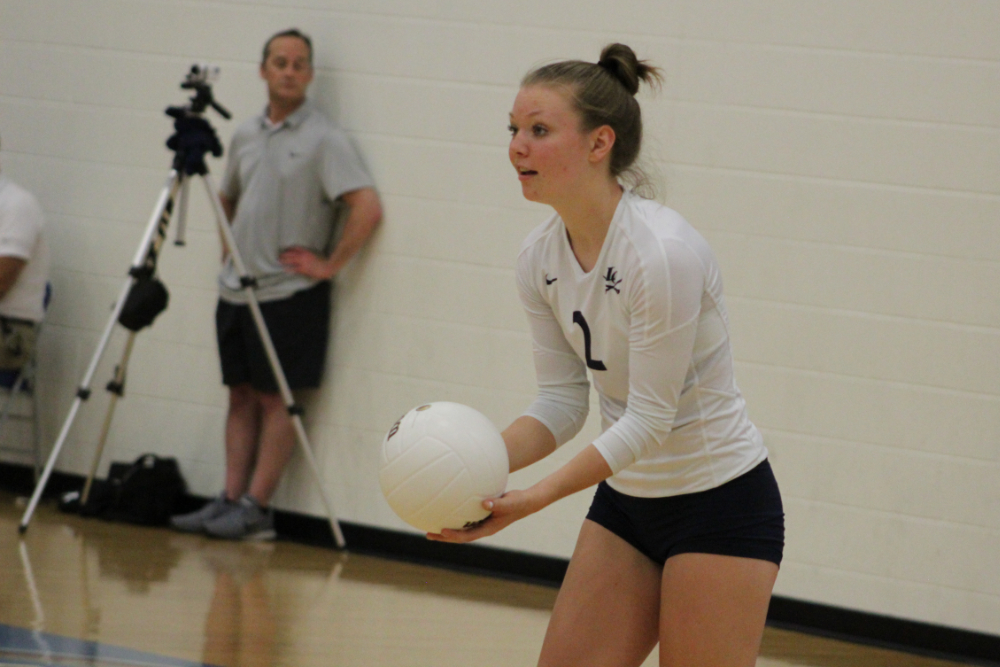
[60,454,187,526]
[101,454,187,526]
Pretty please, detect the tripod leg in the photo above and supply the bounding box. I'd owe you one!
[20,393,88,532]
[81,333,136,505]
[175,177,190,246]
[18,172,182,533]
[200,174,347,548]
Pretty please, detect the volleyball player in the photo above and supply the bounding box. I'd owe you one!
[430,44,785,667]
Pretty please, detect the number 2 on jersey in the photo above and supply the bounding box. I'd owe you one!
[573,311,607,371]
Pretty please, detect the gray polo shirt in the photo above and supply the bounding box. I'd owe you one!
[218,100,375,303]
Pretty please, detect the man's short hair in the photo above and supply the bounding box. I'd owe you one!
[261,28,313,66]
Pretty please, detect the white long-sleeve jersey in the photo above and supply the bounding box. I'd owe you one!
[517,190,766,498]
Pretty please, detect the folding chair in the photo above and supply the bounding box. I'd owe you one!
[0,282,51,480]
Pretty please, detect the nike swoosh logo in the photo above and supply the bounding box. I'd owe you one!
[545,276,557,285]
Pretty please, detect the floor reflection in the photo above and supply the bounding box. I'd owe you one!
[0,492,975,667]
[200,543,276,667]
[85,523,183,594]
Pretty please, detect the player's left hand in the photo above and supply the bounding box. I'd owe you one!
[426,488,540,544]
[280,246,334,279]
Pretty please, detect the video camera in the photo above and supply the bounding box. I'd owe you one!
[165,64,230,176]
[170,63,230,120]
[184,63,219,86]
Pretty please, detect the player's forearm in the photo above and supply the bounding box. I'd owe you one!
[529,444,612,509]
[501,415,557,473]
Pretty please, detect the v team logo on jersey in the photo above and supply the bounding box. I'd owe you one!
[604,267,621,294]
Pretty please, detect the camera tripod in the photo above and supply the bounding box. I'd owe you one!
[18,66,346,547]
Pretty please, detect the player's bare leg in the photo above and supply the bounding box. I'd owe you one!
[658,552,777,667]
[538,520,661,667]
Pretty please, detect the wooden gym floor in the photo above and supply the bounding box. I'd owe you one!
[0,491,973,667]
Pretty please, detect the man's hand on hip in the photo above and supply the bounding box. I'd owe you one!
[280,247,334,280]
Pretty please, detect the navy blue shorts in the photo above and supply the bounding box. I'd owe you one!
[585,459,784,566]
[216,281,331,393]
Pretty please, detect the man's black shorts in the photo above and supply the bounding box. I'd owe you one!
[216,281,331,393]
[586,459,785,567]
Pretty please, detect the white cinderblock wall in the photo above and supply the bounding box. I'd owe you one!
[1,0,998,637]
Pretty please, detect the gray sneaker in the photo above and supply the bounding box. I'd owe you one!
[170,493,235,533]
[204,494,276,541]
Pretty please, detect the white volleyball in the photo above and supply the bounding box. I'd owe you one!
[379,402,509,534]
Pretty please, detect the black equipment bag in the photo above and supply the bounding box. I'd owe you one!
[118,278,169,332]
[104,453,187,525]
[60,454,187,526]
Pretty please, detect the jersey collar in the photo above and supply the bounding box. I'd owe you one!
[258,99,314,131]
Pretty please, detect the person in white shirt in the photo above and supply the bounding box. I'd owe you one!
[431,44,784,667]
[0,134,50,372]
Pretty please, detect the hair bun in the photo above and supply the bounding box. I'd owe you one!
[598,43,661,96]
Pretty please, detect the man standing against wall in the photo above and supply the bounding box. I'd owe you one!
[171,29,382,540]
[0,134,50,374]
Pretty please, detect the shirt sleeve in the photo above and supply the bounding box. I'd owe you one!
[320,128,376,201]
[516,251,590,446]
[592,238,705,474]
[0,190,43,260]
